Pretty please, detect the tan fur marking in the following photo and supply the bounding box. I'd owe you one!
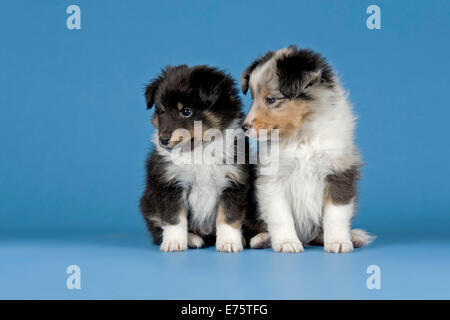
[260,87,270,98]
[216,202,242,230]
[177,102,184,111]
[203,110,222,128]
[226,171,244,185]
[152,114,158,127]
[249,88,311,139]
[168,128,195,148]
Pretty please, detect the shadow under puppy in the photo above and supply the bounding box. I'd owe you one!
[241,46,374,253]
[140,65,262,252]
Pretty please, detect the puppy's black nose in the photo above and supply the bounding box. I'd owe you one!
[159,136,170,146]
[241,123,250,132]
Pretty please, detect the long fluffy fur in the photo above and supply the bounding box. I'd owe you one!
[242,46,374,252]
[140,65,263,252]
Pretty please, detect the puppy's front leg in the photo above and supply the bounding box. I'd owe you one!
[160,208,188,252]
[260,184,303,253]
[215,201,244,253]
[323,200,354,253]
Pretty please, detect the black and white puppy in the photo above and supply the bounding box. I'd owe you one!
[140,65,261,252]
[241,46,374,253]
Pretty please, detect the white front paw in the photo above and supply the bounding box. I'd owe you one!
[160,238,188,252]
[188,233,204,248]
[250,232,271,249]
[216,224,243,252]
[216,239,243,252]
[272,238,304,253]
[324,239,353,253]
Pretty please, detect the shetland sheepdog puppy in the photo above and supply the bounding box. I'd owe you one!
[140,65,263,252]
[241,46,374,253]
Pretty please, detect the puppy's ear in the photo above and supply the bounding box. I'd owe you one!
[240,67,252,95]
[144,76,163,109]
[278,66,322,99]
[276,49,330,99]
[241,51,275,95]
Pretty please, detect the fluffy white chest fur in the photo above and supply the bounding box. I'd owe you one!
[157,131,242,234]
[264,145,338,243]
[168,161,239,234]
[259,143,334,243]
[256,86,360,244]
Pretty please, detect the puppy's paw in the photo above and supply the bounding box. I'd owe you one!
[272,239,304,253]
[188,233,204,248]
[216,239,243,253]
[216,223,243,253]
[324,239,353,253]
[160,238,188,252]
[250,232,271,249]
[351,229,376,248]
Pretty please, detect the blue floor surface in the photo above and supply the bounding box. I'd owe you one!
[1,231,449,299]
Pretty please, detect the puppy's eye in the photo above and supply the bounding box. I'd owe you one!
[180,107,192,118]
[155,108,164,115]
[266,96,276,104]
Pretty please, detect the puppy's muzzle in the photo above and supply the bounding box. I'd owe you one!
[159,136,171,149]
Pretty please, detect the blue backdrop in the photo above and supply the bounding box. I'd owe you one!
[0,0,449,299]
[1,0,449,234]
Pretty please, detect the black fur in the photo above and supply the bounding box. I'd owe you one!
[277,46,334,99]
[241,45,335,100]
[140,152,184,244]
[140,65,264,247]
[146,65,242,134]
